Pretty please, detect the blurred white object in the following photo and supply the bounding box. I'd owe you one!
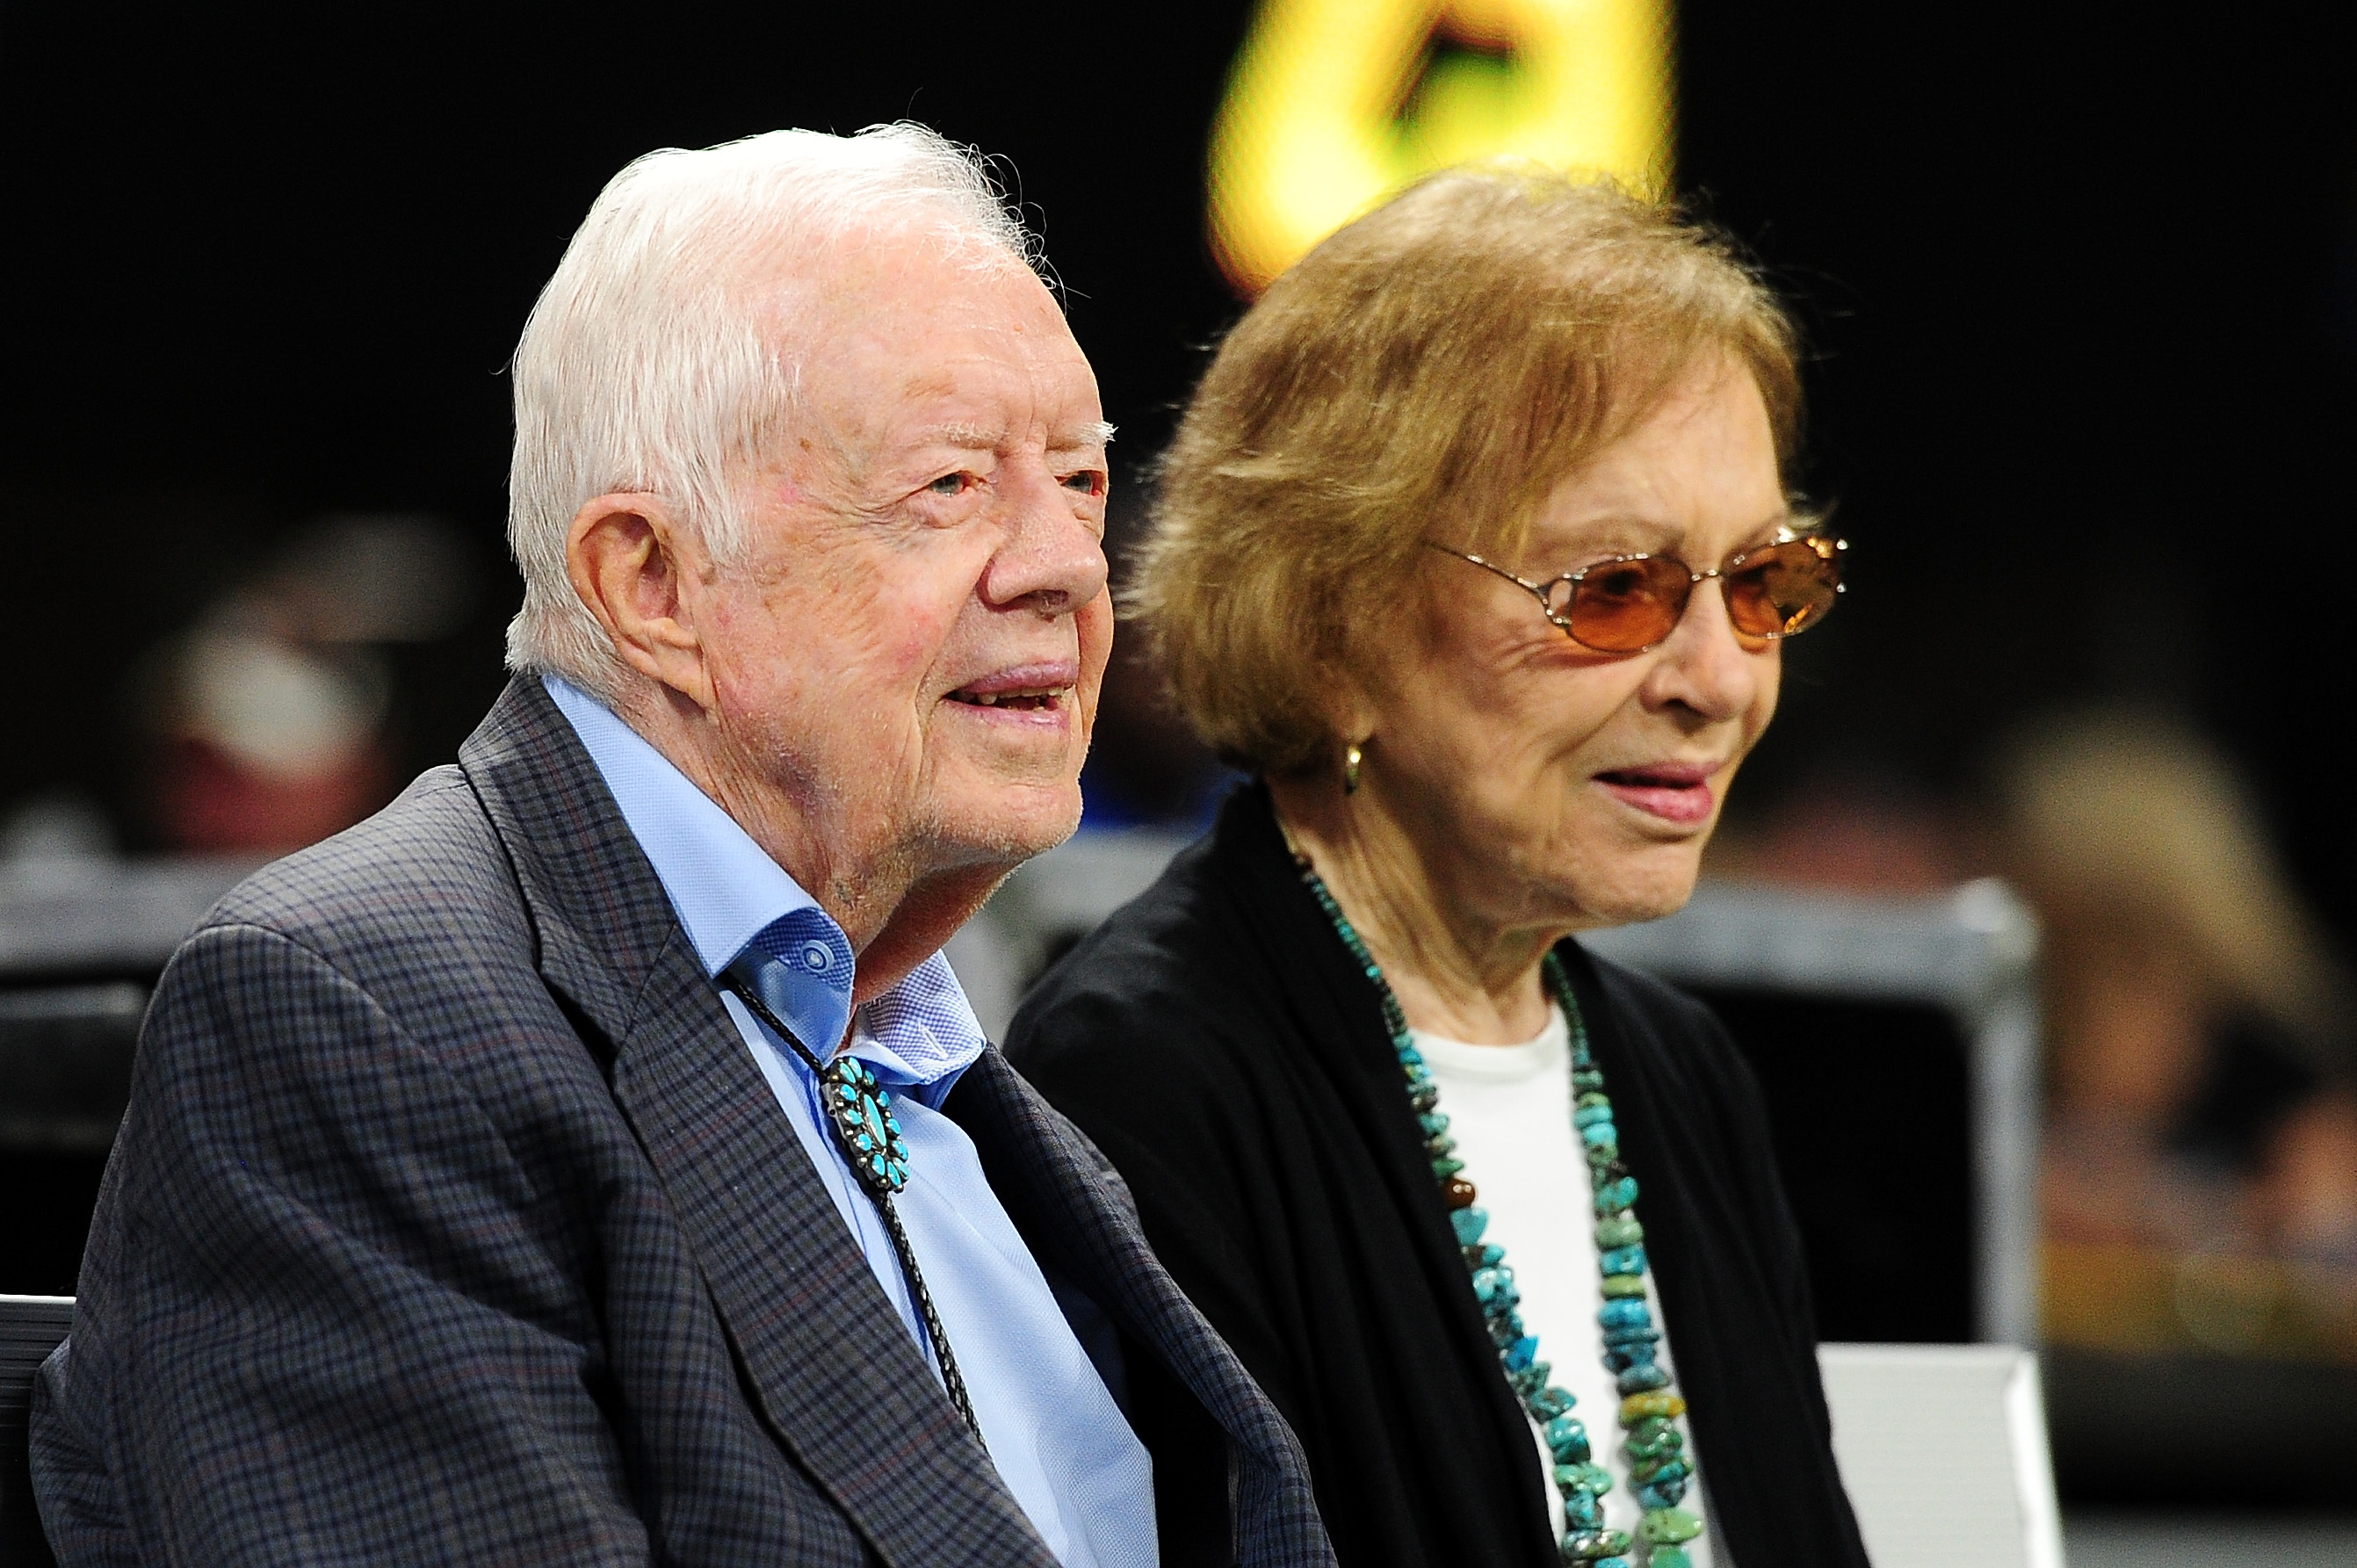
[178,627,385,778]
[1818,1344,2063,1568]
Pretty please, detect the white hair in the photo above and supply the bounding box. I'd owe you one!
[503,123,1042,696]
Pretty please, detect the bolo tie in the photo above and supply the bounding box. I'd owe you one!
[722,974,986,1446]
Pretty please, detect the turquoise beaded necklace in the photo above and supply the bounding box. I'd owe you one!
[1296,855,1707,1567]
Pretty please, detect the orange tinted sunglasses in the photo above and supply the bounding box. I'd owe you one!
[1428,532,1847,654]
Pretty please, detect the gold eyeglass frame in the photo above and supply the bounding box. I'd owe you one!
[1425,530,1847,654]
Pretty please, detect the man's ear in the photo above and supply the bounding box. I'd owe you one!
[565,493,717,710]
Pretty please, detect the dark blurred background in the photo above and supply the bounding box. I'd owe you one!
[4,0,2350,877]
[4,0,2355,1543]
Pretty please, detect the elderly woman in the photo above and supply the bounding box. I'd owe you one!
[1006,169,1868,1568]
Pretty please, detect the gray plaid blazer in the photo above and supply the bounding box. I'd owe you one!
[30,677,1333,1568]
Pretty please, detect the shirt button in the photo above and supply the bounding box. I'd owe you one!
[799,941,831,974]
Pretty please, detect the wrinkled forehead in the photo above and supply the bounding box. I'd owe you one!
[755,240,1096,461]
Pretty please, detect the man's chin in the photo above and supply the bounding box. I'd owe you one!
[927,778,1084,870]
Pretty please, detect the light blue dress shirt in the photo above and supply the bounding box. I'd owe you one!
[546,676,1157,1568]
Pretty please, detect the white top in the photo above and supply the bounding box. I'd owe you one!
[1413,1006,1716,1566]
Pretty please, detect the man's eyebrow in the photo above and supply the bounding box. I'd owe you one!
[913,422,1007,450]
[904,421,1113,451]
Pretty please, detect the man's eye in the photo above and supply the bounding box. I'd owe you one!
[1062,471,1106,496]
[928,472,971,496]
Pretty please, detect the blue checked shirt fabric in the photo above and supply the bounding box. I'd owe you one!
[547,677,1158,1568]
[30,675,1334,1568]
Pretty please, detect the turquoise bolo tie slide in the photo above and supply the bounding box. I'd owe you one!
[721,973,984,1445]
[823,1056,910,1194]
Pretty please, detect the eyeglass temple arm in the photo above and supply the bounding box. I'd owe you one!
[1423,543,1555,605]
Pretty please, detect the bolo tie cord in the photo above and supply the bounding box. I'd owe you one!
[721,975,986,1447]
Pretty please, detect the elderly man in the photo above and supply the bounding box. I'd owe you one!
[31,126,1330,1568]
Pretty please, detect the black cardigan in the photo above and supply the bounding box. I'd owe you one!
[1006,785,1869,1568]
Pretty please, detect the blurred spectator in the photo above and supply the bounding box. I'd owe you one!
[1704,760,1974,893]
[137,514,476,856]
[1995,710,2357,1362]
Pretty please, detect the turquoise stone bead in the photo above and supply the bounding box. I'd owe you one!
[1464,1242,1505,1269]
[1576,1090,1611,1109]
[1471,1265,1515,1302]
[1619,1391,1687,1426]
[1638,1508,1703,1545]
[1508,1362,1552,1398]
[1573,1103,1615,1129]
[1580,1120,1617,1148]
[1600,1274,1647,1299]
[1562,1489,1599,1528]
[1544,1413,1590,1462]
[1431,1155,1465,1178]
[1529,1386,1575,1420]
[1650,1550,1691,1568]
[1558,1461,1612,1495]
[1625,1418,1682,1456]
[1560,1528,1631,1560]
[1595,1215,1645,1247]
[1636,1477,1688,1509]
[1631,1455,1690,1485]
[1597,1244,1647,1275]
[1504,1335,1539,1372]
[1603,1348,1657,1377]
[1573,1069,1606,1092]
[1417,1110,1450,1137]
[1597,1298,1652,1331]
[1450,1206,1489,1246]
[1616,1363,1672,1395]
[1594,1175,1639,1213]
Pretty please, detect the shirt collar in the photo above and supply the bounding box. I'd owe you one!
[545,676,986,1097]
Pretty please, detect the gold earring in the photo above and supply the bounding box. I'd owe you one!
[1344,742,1363,796]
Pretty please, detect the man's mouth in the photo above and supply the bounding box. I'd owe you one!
[945,662,1081,716]
[947,685,1071,711]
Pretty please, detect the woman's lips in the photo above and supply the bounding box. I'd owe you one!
[1595,763,1717,826]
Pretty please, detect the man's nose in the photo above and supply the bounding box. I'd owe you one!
[1639,578,1759,721]
[983,469,1110,615]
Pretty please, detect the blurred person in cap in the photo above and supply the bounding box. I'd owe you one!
[1008,167,1868,1568]
[142,513,478,856]
[33,125,1331,1568]
[2001,712,2357,1351]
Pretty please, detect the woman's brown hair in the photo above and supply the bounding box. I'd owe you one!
[1133,163,1804,774]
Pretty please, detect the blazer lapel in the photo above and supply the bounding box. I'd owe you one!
[949,1051,1328,1568]
[459,677,1054,1567]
